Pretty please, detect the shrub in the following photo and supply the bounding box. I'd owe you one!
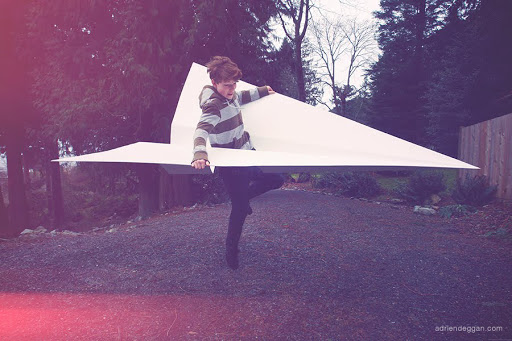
[191,174,229,205]
[312,172,345,189]
[296,172,311,183]
[438,204,477,218]
[313,172,381,198]
[395,170,446,204]
[452,175,496,206]
[289,173,311,183]
[338,172,381,198]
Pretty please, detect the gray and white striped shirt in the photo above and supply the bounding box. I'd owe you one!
[192,85,269,162]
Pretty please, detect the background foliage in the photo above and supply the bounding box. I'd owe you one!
[0,0,510,235]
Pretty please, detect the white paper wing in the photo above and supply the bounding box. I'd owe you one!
[55,63,478,173]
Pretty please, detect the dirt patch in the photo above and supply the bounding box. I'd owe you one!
[1,189,511,340]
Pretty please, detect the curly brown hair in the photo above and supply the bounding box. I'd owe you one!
[206,56,242,83]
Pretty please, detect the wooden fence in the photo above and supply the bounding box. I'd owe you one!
[458,113,512,199]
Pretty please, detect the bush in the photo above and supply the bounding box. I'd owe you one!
[395,170,446,204]
[312,172,344,189]
[452,175,496,207]
[289,173,311,183]
[296,172,311,183]
[438,204,477,218]
[313,172,381,198]
[57,168,139,231]
[191,174,229,205]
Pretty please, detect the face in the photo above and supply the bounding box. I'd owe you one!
[212,79,237,100]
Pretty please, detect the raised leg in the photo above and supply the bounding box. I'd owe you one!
[248,167,285,200]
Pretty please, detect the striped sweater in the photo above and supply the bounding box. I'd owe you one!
[192,85,269,162]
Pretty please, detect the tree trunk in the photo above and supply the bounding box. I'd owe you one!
[45,164,53,221]
[49,140,64,229]
[413,0,427,144]
[331,78,341,116]
[0,183,8,233]
[294,38,306,102]
[158,170,193,210]
[4,127,29,237]
[159,168,170,211]
[23,150,31,190]
[136,105,161,218]
[171,174,193,206]
[138,164,160,218]
[341,97,347,117]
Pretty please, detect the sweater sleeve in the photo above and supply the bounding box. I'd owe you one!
[192,100,222,162]
[236,86,269,106]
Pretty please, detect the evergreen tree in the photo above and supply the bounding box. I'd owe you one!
[271,38,320,104]
[26,0,281,222]
[184,0,277,84]
[370,0,512,155]
[423,0,479,155]
[424,0,512,155]
[369,0,442,144]
[0,0,34,236]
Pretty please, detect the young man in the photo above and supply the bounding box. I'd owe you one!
[191,56,284,269]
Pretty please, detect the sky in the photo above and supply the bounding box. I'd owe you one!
[320,0,381,20]
[0,156,6,177]
[272,0,382,107]
[313,0,382,88]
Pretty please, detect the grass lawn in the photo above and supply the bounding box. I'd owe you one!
[375,169,458,195]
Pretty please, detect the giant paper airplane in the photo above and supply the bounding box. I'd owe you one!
[55,63,477,173]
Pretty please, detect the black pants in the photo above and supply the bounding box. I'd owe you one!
[217,167,284,249]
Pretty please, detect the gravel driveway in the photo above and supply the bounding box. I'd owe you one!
[0,189,511,340]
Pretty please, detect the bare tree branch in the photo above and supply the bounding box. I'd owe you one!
[277,10,294,41]
[342,18,377,90]
[311,14,376,116]
[311,16,348,114]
